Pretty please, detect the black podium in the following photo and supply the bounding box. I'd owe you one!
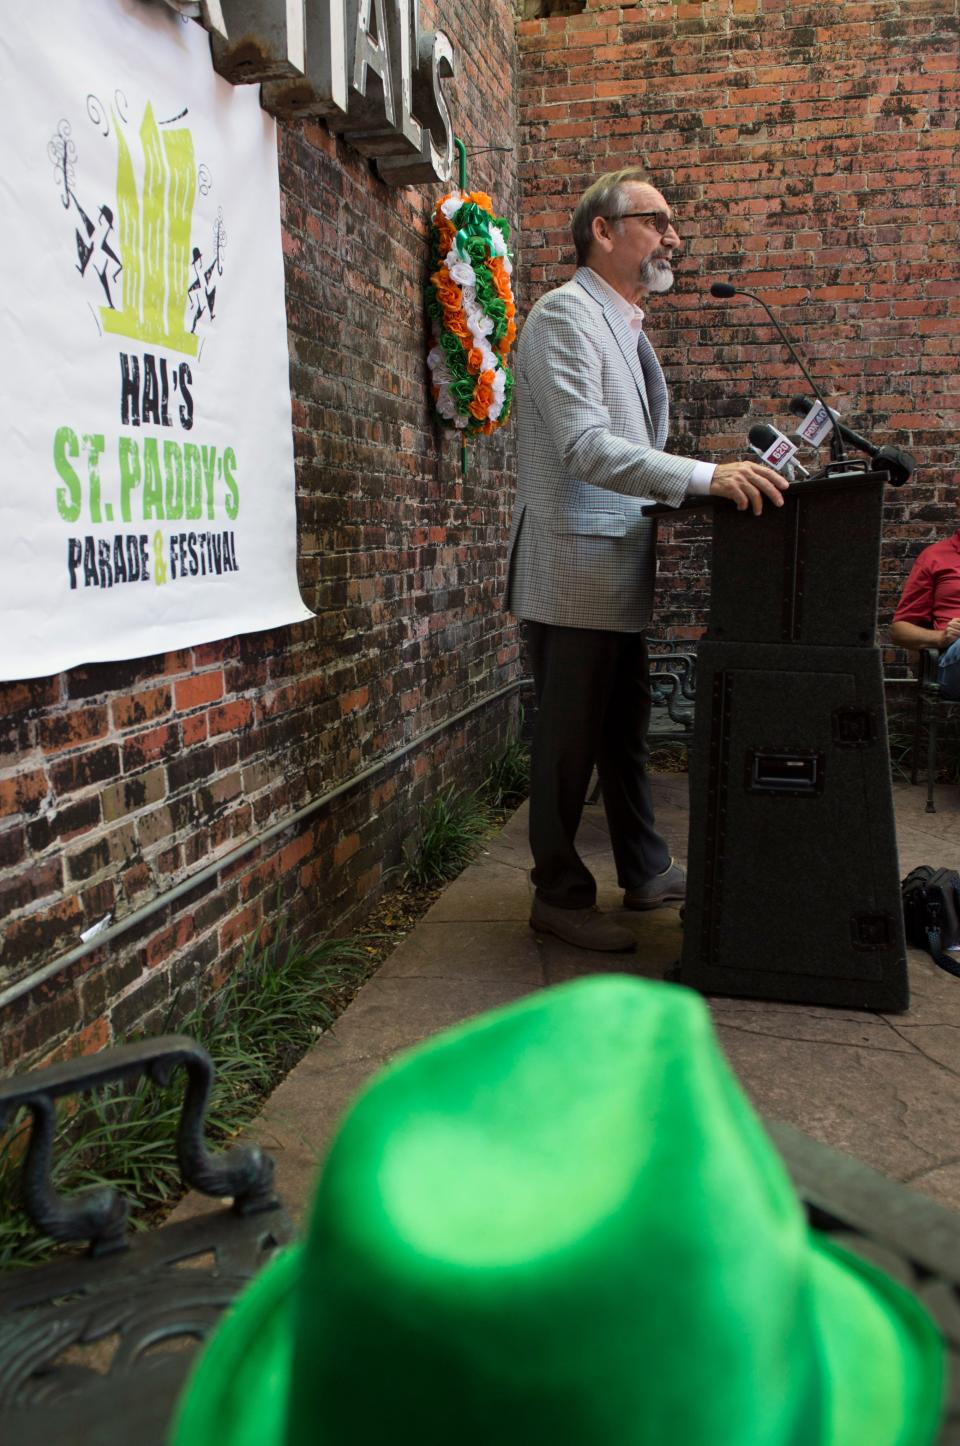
[649,467,909,1012]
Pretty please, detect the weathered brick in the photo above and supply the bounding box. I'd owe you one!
[144,915,196,970]
[175,671,225,712]
[66,836,113,883]
[137,796,195,849]
[109,971,170,1036]
[167,746,216,795]
[0,716,35,762]
[26,795,101,853]
[107,822,139,866]
[195,771,243,816]
[122,722,181,771]
[49,745,122,796]
[10,987,84,1060]
[36,1015,111,1067]
[207,699,255,737]
[182,712,209,747]
[0,825,26,869]
[101,766,167,821]
[119,860,155,904]
[0,857,63,915]
[210,804,253,852]
[0,769,50,819]
[0,677,61,717]
[333,833,360,868]
[1,895,85,973]
[38,706,110,754]
[218,900,263,953]
[111,686,174,730]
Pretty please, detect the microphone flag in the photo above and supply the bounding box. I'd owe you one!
[793,400,837,447]
[750,425,800,473]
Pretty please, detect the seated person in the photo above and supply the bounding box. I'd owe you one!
[890,522,960,699]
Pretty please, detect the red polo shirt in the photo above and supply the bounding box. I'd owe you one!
[894,531,960,629]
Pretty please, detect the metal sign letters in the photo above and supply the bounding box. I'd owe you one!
[161,0,456,184]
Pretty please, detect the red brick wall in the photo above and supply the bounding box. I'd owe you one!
[0,1,521,1068]
[517,0,959,666]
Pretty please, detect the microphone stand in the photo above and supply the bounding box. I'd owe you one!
[710,285,849,465]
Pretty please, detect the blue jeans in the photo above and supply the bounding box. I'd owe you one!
[938,637,960,700]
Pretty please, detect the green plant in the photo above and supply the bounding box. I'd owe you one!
[481,726,531,809]
[403,786,494,888]
[0,929,365,1272]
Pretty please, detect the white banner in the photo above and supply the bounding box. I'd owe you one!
[0,0,312,681]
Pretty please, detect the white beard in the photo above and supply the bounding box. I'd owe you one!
[641,257,674,294]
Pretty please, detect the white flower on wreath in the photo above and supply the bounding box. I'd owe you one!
[487,227,508,260]
[446,258,475,287]
[427,345,451,382]
[464,301,497,347]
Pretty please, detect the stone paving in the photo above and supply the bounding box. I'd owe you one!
[183,773,960,1227]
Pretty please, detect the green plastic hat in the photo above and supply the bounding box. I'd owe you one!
[170,977,944,1446]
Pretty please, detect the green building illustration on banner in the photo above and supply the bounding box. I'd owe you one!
[101,102,198,357]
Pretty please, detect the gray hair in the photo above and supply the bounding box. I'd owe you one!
[571,167,652,266]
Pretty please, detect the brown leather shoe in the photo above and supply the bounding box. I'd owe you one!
[623,860,686,911]
[530,898,636,953]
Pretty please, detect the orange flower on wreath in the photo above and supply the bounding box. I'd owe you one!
[469,369,496,419]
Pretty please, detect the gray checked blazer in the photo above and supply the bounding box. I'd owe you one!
[505,267,697,633]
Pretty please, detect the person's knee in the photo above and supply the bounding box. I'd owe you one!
[937,639,960,699]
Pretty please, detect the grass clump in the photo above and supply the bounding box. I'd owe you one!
[480,728,531,809]
[403,786,494,888]
[403,724,532,888]
[0,928,365,1272]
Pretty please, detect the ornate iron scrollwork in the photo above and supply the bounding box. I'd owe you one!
[0,1206,294,1444]
[649,650,697,731]
[0,1035,277,1256]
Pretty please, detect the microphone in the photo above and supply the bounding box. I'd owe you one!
[788,395,871,452]
[709,281,848,463]
[747,423,809,480]
[787,396,915,485]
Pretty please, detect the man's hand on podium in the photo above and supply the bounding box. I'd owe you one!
[710,461,790,515]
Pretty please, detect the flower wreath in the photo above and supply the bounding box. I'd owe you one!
[426,190,516,436]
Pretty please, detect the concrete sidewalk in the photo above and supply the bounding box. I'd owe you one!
[203,774,960,1226]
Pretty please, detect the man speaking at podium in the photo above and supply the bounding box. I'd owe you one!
[506,167,788,953]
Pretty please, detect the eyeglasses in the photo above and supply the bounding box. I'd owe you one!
[607,211,675,236]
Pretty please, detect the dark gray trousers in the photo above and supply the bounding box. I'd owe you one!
[524,622,671,909]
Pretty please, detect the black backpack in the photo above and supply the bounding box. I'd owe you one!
[901,866,960,979]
